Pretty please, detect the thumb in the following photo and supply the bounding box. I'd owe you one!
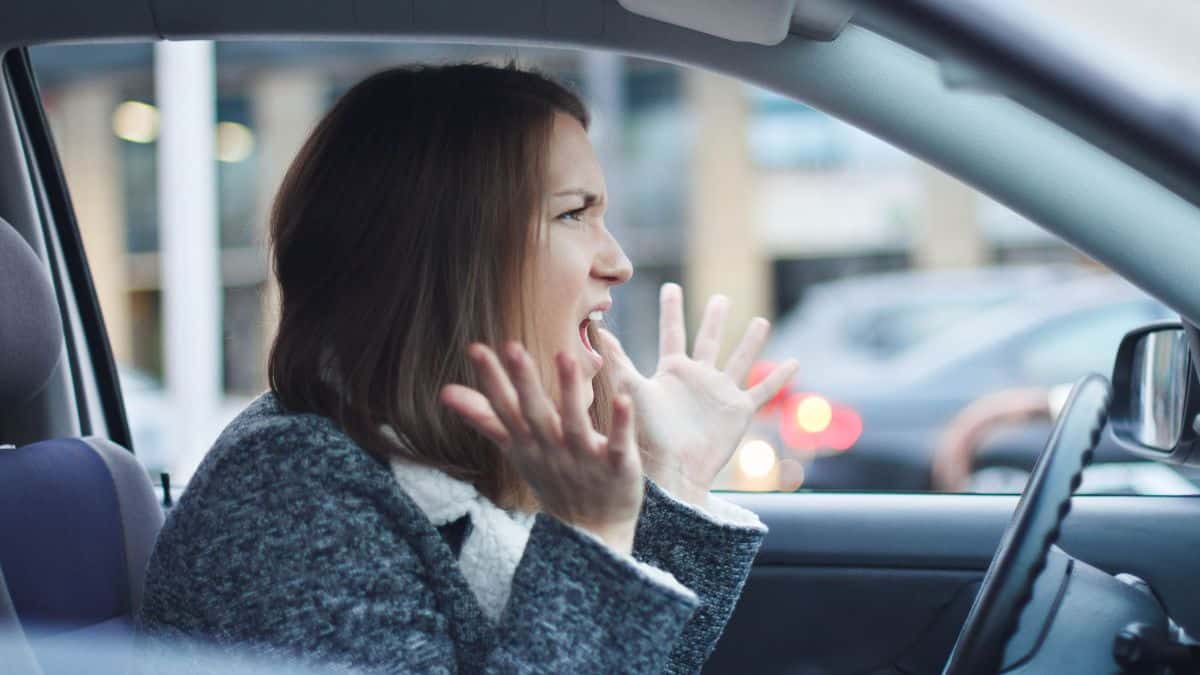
[595,328,640,384]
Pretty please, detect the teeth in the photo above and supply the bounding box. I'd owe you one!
[588,311,604,322]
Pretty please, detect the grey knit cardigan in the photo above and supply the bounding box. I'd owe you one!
[137,393,766,674]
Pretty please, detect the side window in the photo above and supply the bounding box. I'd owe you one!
[1017,303,1166,387]
[31,42,1194,499]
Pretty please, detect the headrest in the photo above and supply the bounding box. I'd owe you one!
[0,219,63,406]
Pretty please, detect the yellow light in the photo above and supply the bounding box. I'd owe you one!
[737,440,777,478]
[216,121,254,163]
[795,395,833,433]
[112,101,159,143]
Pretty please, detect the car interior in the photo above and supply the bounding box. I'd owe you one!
[4,1,1200,673]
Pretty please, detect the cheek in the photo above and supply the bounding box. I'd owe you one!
[526,253,581,398]
[533,242,589,329]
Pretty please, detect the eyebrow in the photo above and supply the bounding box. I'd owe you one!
[551,189,603,206]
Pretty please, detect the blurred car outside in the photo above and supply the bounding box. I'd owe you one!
[762,263,1095,385]
[716,268,1176,493]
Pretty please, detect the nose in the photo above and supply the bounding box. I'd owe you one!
[592,226,633,285]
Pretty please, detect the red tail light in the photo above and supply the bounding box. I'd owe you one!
[825,405,863,451]
[778,393,862,452]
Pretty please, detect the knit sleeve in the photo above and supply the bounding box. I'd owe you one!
[485,514,699,673]
[631,479,767,675]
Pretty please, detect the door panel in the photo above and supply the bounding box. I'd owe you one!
[707,567,979,674]
[706,492,1200,674]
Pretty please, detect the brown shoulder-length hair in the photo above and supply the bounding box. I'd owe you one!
[268,63,613,508]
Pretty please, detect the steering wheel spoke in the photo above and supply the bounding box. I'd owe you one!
[942,374,1111,675]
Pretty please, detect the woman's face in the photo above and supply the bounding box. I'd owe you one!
[529,112,633,407]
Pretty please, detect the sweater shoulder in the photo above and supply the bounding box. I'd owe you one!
[140,394,441,637]
[146,393,431,580]
[184,392,394,500]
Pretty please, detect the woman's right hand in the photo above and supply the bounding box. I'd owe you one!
[440,342,644,555]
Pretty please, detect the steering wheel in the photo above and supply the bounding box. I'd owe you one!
[942,374,1111,675]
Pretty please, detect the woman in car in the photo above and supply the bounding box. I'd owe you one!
[138,63,798,673]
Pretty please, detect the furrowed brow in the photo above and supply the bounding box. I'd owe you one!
[552,189,602,207]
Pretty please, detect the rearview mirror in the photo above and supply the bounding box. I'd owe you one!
[1110,322,1199,463]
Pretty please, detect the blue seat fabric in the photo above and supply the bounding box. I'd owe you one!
[0,438,129,633]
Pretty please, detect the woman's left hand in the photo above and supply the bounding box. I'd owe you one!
[596,283,799,507]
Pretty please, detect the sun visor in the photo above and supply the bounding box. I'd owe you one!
[617,0,799,46]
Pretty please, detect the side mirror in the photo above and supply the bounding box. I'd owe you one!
[1110,322,1199,463]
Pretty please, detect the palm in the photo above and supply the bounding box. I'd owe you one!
[631,357,752,483]
[597,284,798,501]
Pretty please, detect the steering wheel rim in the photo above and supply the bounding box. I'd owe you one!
[942,374,1111,675]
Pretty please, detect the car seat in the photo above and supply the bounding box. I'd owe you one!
[0,217,164,674]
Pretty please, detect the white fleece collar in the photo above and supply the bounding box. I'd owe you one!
[379,429,738,619]
[388,453,535,623]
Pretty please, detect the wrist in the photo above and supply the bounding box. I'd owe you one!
[669,481,710,510]
[646,469,710,509]
[571,518,637,556]
[640,445,715,508]
[591,524,636,556]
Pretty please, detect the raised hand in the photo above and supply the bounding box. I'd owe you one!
[595,283,799,507]
[439,342,643,555]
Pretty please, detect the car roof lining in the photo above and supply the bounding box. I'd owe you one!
[3,0,1200,329]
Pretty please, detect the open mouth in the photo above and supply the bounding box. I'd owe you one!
[578,311,604,368]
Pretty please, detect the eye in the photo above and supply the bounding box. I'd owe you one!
[556,206,587,224]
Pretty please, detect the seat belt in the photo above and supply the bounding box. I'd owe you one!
[0,562,44,675]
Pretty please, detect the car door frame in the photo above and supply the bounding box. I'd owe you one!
[1,48,132,448]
